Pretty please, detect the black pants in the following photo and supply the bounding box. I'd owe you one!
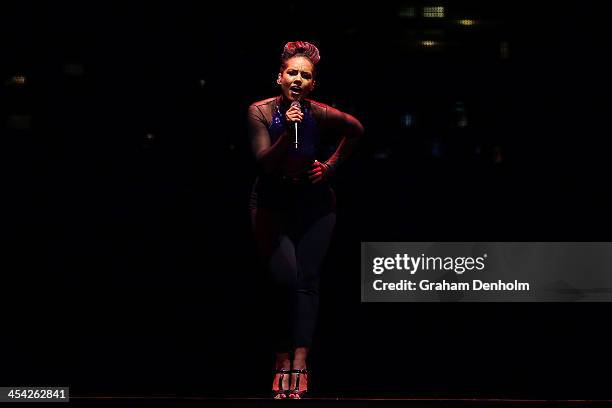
[250,175,336,351]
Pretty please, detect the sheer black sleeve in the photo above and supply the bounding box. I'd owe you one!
[247,104,292,174]
[322,105,364,174]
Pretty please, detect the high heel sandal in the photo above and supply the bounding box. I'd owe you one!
[288,368,309,399]
[271,369,290,399]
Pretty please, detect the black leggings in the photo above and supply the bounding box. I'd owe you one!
[250,176,336,351]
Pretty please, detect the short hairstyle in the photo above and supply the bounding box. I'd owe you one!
[280,41,321,72]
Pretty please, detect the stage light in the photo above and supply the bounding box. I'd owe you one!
[373,148,390,160]
[64,63,84,76]
[500,41,510,59]
[458,19,476,26]
[454,101,468,128]
[7,114,32,130]
[421,40,437,47]
[493,146,503,163]
[402,113,414,128]
[423,6,444,18]
[199,79,206,87]
[431,139,442,157]
[10,75,26,85]
[399,6,415,18]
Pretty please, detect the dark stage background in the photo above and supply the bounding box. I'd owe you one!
[4,0,612,400]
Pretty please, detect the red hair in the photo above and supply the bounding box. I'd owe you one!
[280,41,321,69]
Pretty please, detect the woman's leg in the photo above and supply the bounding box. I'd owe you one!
[291,211,336,394]
[293,212,336,349]
[251,207,298,348]
[251,207,297,395]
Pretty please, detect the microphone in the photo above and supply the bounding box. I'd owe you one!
[290,100,301,150]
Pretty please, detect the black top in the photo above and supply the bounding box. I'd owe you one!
[248,96,363,177]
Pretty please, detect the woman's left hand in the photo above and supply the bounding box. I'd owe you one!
[308,160,330,184]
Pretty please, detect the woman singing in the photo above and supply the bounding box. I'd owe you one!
[248,41,363,399]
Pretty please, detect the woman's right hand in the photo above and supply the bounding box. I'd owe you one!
[285,105,304,123]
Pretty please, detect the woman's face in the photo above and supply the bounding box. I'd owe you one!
[277,56,315,102]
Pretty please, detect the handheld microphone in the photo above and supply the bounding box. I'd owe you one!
[290,100,301,150]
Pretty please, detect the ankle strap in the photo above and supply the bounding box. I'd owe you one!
[289,368,308,392]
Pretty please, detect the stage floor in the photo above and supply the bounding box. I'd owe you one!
[67,396,612,407]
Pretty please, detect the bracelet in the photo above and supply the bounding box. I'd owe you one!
[321,161,333,174]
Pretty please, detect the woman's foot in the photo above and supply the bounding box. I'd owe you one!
[288,347,309,399]
[272,352,291,399]
[272,369,290,399]
[287,368,308,399]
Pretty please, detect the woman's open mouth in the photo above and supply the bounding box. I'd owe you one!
[290,86,302,96]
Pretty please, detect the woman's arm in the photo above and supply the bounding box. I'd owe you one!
[322,106,364,175]
[247,104,293,174]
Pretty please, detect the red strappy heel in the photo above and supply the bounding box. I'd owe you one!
[288,368,309,399]
[271,369,290,399]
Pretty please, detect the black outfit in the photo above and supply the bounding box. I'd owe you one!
[248,96,361,350]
